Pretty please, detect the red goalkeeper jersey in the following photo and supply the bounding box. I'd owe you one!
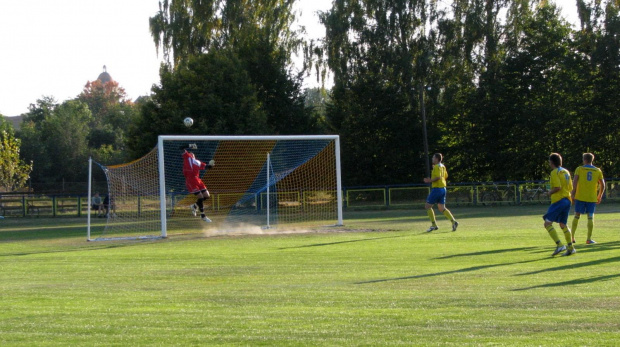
[182,151,206,177]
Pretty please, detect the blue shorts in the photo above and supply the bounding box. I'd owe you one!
[427,188,447,205]
[574,200,596,216]
[543,198,571,224]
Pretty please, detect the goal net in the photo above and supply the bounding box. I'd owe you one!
[87,135,343,241]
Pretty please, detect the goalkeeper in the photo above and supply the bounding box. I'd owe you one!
[180,144,215,222]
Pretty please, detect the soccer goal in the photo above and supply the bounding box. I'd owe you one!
[87,135,343,241]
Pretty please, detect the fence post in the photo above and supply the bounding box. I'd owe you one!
[516,183,521,205]
[53,196,57,217]
[78,196,82,217]
[21,195,26,217]
[473,185,478,206]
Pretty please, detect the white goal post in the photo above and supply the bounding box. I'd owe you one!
[87,135,343,241]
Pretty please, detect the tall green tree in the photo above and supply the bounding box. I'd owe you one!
[497,2,575,179]
[571,0,620,174]
[145,0,319,149]
[128,50,270,156]
[18,99,92,185]
[78,79,138,164]
[321,0,443,185]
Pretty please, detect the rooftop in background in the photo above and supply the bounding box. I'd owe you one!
[1,115,23,130]
[97,65,113,84]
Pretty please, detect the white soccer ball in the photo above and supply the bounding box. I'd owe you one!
[184,117,194,127]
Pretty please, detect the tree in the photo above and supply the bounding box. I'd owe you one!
[0,114,13,133]
[0,129,33,192]
[149,0,301,67]
[571,0,620,174]
[304,87,331,130]
[42,100,93,183]
[18,99,92,186]
[128,50,270,156]
[18,97,57,185]
[320,0,442,185]
[497,2,575,179]
[147,0,319,142]
[78,80,129,125]
[78,79,138,164]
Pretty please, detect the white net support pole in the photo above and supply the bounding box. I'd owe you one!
[266,152,271,229]
[87,157,92,241]
[158,136,168,238]
[335,137,344,226]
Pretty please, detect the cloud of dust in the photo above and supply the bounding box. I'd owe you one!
[202,222,319,237]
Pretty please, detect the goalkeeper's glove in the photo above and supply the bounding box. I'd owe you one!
[178,143,198,150]
[207,159,215,168]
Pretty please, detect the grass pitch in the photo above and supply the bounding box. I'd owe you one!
[1,205,620,346]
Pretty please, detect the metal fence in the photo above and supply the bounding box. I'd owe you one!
[343,180,620,208]
[1,180,619,217]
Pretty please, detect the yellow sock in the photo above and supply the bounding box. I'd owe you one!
[545,225,561,244]
[427,209,436,226]
[442,209,455,222]
[587,217,594,241]
[561,226,573,249]
[571,216,580,239]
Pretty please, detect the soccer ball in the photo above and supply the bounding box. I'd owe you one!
[184,117,194,127]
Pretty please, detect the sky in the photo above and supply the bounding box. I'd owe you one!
[0,0,579,117]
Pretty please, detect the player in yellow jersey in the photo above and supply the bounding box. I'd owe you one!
[570,153,605,245]
[543,153,575,256]
[423,153,458,232]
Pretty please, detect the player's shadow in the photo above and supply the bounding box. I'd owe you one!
[572,240,620,254]
[433,246,539,260]
[355,258,545,285]
[512,273,620,291]
[521,240,620,256]
[515,255,620,277]
[279,235,408,250]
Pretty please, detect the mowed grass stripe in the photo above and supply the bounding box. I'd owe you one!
[1,206,619,345]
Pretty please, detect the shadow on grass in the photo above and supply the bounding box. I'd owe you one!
[0,222,92,242]
[515,254,620,277]
[0,230,209,257]
[355,258,547,285]
[433,246,539,260]
[279,234,409,250]
[512,273,620,291]
[573,240,620,253]
[0,243,132,257]
[345,205,546,222]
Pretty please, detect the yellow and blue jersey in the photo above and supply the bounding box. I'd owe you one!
[574,165,604,202]
[431,163,448,188]
[549,167,573,204]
